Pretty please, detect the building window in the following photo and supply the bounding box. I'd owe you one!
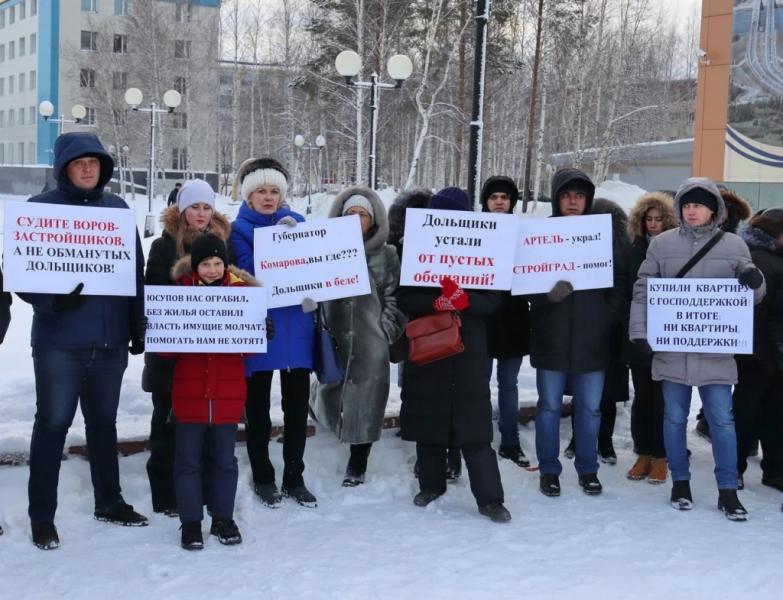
[81,0,98,13]
[29,106,35,124]
[19,72,25,92]
[30,33,36,54]
[0,10,4,28]
[174,76,187,94]
[28,142,35,164]
[19,37,25,56]
[8,109,14,126]
[172,147,188,170]
[174,40,191,59]
[8,75,14,94]
[19,1,25,19]
[83,107,97,126]
[80,68,96,88]
[0,78,4,96]
[0,144,5,164]
[0,111,4,127]
[112,71,127,90]
[18,107,24,126]
[115,0,128,16]
[18,143,24,165]
[113,34,128,54]
[0,44,4,62]
[81,31,98,52]
[172,112,188,129]
[9,5,15,24]
[176,3,192,22]
[9,40,14,59]
[32,0,37,16]
[29,70,35,90]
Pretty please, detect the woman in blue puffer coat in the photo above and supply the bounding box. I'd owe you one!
[230,158,317,508]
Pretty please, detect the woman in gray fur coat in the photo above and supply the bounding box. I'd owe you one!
[310,186,407,486]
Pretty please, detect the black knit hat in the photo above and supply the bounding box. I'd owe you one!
[191,233,228,273]
[680,187,718,214]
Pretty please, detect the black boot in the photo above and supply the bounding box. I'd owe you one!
[180,522,204,550]
[498,445,531,468]
[539,474,561,497]
[282,484,318,508]
[32,522,59,550]
[254,482,282,508]
[478,502,512,523]
[718,489,748,522]
[343,443,371,487]
[670,480,693,510]
[210,518,242,545]
[94,502,148,527]
[578,473,603,495]
[598,443,617,466]
[413,490,443,507]
[446,447,462,482]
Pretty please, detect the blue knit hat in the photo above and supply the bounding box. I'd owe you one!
[428,187,472,212]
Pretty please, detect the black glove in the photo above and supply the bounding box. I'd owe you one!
[265,317,275,341]
[129,337,145,355]
[546,280,573,303]
[53,283,85,313]
[632,338,653,356]
[738,267,763,290]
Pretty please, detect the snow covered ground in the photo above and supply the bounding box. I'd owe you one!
[0,184,781,599]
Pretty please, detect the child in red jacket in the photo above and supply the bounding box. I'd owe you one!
[169,233,260,550]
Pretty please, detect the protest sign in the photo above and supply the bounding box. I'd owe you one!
[646,278,753,354]
[399,208,517,290]
[254,215,370,308]
[511,214,613,295]
[145,286,267,353]
[2,201,138,296]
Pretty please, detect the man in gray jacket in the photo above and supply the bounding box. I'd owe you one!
[629,177,765,521]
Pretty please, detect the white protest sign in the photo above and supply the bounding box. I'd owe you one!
[646,278,753,354]
[511,214,613,295]
[254,215,371,308]
[145,286,267,353]
[2,201,138,296]
[399,208,517,290]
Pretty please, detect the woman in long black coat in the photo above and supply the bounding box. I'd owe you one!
[143,179,233,515]
[397,187,509,523]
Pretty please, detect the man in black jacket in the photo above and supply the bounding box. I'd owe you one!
[530,168,626,497]
[167,182,181,206]
[19,132,148,550]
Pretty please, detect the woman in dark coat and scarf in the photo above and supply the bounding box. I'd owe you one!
[397,187,510,523]
[143,179,233,515]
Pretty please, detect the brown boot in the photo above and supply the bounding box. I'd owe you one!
[647,457,668,484]
[627,455,652,480]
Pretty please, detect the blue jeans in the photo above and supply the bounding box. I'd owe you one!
[175,423,238,523]
[535,369,605,476]
[487,357,524,448]
[661,381,737,489]
[28,346,128,525]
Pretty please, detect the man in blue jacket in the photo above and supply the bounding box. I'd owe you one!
[19,132,147,550]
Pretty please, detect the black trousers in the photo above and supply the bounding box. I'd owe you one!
[733,357,783,478]
[146,392,177,512]
[416,442,503,506]
[630,365,666,458]
[245,369,310,488]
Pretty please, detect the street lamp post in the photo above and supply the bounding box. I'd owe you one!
[124,87,182,234]
[467,0,492,207]
[335,50,413,190]
[294,134,326,215]
[38,101,88,136]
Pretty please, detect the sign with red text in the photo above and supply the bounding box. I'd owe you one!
[399,208,517,290]
[647,278,753,354]
[145,286,268,353]
[254,215,371,308]
[2,201,138,296]
[511,214,613,295]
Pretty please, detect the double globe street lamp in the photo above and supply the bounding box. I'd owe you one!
[335,50,413,189]
[124,87,182,233]
[294,134,326,215]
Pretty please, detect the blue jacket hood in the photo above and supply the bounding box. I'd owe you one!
[53,133,114,196]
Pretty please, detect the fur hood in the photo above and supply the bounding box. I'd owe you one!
[720,187,753,233]
[738,222,780,253]
[591,197,629,248]
[330,186,389,253]
[170,256,261,286]
[626,191,676,242]
[160,204,232,257]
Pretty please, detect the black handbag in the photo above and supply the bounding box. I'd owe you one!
[314,304,344,384]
